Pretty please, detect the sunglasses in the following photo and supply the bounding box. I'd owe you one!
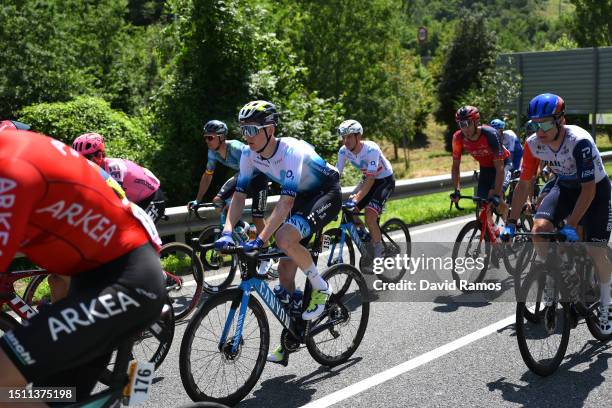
[457,120,472,129]
[84,152,100,160]
[240,124,271,138]
[531,120,556,132]
[204,134,218,142]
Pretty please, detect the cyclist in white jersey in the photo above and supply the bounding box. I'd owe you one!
[502,93,612,334]
[336,119,395,258]
[214,100,342,363]
[490,118,523,172]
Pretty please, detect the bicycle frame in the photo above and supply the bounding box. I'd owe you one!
[328,209,368,266]
[0,269,46,320]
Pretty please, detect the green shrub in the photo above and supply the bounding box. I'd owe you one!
[18,96,158,166]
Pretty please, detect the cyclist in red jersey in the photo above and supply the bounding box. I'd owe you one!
[450,105,511,208]
[0,129,165,400]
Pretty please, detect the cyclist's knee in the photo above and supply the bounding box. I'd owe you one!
[48,274,71,302]
[275,224,301,252]
[364,207,379,224]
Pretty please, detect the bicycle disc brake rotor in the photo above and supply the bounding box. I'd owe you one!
[221,337,243,362]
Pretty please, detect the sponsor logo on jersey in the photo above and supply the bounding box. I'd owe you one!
[0,177,17,257]
[35,200,117,246]
[47,292,141,342]
[3,331,36,365]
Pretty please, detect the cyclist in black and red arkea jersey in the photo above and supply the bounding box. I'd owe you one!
[0,128,165,401]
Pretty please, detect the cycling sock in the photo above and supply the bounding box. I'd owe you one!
[304,262,327,291]
[600,278,612,306]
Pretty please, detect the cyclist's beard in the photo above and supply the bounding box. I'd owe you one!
[212,138,223,151]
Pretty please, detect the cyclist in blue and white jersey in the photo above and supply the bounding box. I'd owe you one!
[491,118,523,172]
[336,119,395,258]
[502,93,612,334]
[188,120,267,234]
[214,100,342,363]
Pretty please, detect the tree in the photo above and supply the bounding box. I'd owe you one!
[434,13,498,151]
[570,0,612,47]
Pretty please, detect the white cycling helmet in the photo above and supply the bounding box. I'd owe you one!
[337,119,363,138]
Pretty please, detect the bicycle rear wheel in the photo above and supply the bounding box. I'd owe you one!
[160,242,204,320]
[197,226,237,292]
[515,268,570,376]
[451,220,490,288]
[101,298,175,385]
[23,273,52,307]
[377,218,411,283]
[179,289,269,406]
[305,264,370,366]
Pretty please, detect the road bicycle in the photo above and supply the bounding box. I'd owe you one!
[1,266,175,376]
[178,233,370,406]
[323,203,411,283]
[515,231,612,376]
[191,202,277,291]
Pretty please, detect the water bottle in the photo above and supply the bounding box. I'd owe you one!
[357,226,370,243]
[234,220,250,242]
[248,224,257,241]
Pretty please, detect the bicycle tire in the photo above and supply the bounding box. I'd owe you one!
[23,274,51,306]
[179,289,269,406]
[101,297,175,385]
[160,242,205,320]
[451,220,490,288]
[305,264,370,367]
[323,227,356,266]
[196,227,237,293]
[583,270,612,342]
[515,268,570,376]
[377,218,411,283]
[502,213,534,277]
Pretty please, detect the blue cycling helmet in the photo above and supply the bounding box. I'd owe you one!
[203,120,228,136]
[490,119,505,130]
[527,93,565,119]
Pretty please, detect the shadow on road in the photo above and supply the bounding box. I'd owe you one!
[487,342,611,408]
[238,357,363,407]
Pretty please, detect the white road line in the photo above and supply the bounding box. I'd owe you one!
[300,314,516,408]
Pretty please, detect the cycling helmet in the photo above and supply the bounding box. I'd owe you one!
[455,106,480,122]
[337,119,363,137]
[0,120,30,132]
[203,120,228,136]
[238,100,278,125]
[72,132,105,155]
[490,119,506,130]
[527,93,565,119]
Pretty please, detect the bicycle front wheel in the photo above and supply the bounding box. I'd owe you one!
[160,242,204,320]
[451,220,490,288]
[305,264,370,366]
[179,289,269,406]
[197,226,237,293]
[515,268,570,376]
[377,218,411,283]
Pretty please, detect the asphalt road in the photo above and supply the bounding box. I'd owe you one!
[143,214,612,408]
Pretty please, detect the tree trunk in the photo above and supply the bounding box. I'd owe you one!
[402,136,409,169]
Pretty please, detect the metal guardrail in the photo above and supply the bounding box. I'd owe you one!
[159,149,612,242]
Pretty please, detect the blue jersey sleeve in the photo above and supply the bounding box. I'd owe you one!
[205,149,217,173]
[236,149,255,193]
[512,138,523,171]
[573,139,596,183]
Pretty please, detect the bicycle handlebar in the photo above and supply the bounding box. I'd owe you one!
[189,202,222,221]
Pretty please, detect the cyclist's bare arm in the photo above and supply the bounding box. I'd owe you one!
[352,175,375,203]
[195,171,213,202]
[258,195,294,242]
[566,180,595,228]
[222,191,246,233]
[508,179,531,221]
[492,158,505,197]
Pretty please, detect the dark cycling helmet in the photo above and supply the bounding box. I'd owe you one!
[238,100,278,125]
[490,119,505,130]
[0,120,31,132]
[455,106,480,122]
[203,120,228,136]
[527,93,565,119]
